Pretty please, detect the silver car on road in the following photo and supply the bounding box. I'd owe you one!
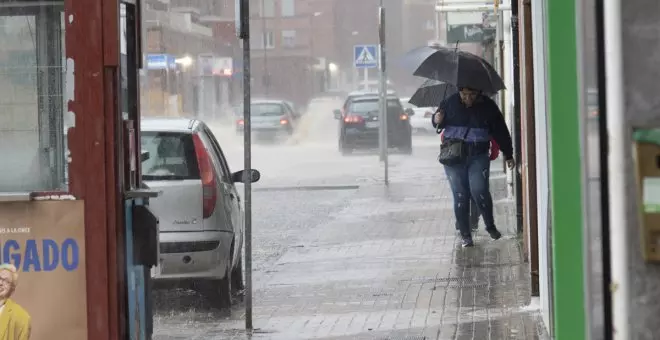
[141,117,260,309]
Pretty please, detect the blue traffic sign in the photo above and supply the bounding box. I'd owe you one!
[354,45,378,69]
[146,54,177,70]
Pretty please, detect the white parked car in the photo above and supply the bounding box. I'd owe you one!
[400,97,436,134]
[141,117,260,309]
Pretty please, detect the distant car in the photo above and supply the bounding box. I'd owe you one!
[141,117,261,309]
[235,99,298,138]
[400,97,436,134]
[334,92,413,155]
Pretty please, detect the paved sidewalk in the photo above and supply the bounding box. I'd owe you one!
[221,181,543,338]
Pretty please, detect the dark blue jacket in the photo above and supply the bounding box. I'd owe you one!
[431,93,514,160]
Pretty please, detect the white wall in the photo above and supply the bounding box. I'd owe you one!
[531,0,553,332]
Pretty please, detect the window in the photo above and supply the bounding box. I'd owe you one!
[0,4,67,192]
[257,31,274,49]
[281,0,295,17]
[202,126,233,182]
[237,103,284,116]
[281,30,296,48]
[259,0,275,18]
[141,132,200,180]
[348,99,402,117]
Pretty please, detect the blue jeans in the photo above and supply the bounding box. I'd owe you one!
[444,152,495,238]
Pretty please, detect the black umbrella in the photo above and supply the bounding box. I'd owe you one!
[408,79,458,108]
[402,45,505,94]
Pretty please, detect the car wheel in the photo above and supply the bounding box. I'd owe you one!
[401,140,413,155]
[338,138,351,155]
[341,146,353,155]
[231,256,244,292]
[202,265,232,310]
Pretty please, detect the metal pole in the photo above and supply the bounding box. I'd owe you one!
[363,68,368,90]
[379,5,388,184]
[604,0,631,336]
[594,0,613,335]
[239,0,253,331]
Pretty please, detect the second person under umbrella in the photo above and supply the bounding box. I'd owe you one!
[402,45,505,95]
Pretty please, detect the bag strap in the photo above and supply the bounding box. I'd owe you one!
[461,126,471,140]
[461,112,473,141]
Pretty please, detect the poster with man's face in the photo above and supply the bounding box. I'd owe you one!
[0,201,87,339]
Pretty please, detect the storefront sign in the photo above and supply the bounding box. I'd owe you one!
[447,24,496,43]
[146,54,176,70]
[0,201,87,339]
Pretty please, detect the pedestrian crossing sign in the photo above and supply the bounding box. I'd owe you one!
[354,45,378,69]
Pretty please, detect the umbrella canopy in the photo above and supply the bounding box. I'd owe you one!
[408,79,458,108]
[402,45,505,94]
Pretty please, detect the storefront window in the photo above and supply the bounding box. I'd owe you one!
[0,2,66,192]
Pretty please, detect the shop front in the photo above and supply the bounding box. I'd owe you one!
[0,1,156,339]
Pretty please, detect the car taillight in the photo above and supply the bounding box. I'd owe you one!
[237,119,244,125]
[343,115,364,123]
[399,114,409,121]
[192,134,217,219]
[424,111,433,118]
[280,117,289,125]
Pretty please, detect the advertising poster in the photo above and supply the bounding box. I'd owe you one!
[0,201,87,340]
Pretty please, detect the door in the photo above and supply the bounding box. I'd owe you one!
[282,102,297,129]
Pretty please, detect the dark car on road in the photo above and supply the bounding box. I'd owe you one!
[334,93,413,155]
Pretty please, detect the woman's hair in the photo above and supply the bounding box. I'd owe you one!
[459,87,482,94]
[0,263,19,285]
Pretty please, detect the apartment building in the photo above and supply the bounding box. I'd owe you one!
[248,0,340,107]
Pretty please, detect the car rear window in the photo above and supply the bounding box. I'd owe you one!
[141,132,200,180]
[250,103,285,116]
[348,99,403,116]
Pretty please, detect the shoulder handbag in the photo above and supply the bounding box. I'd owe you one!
[437,126,470,166]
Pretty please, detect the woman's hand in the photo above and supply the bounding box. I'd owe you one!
[433,109,444,124]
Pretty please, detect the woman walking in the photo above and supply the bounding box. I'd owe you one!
[432,88,515,247]
[439,129,500,232]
